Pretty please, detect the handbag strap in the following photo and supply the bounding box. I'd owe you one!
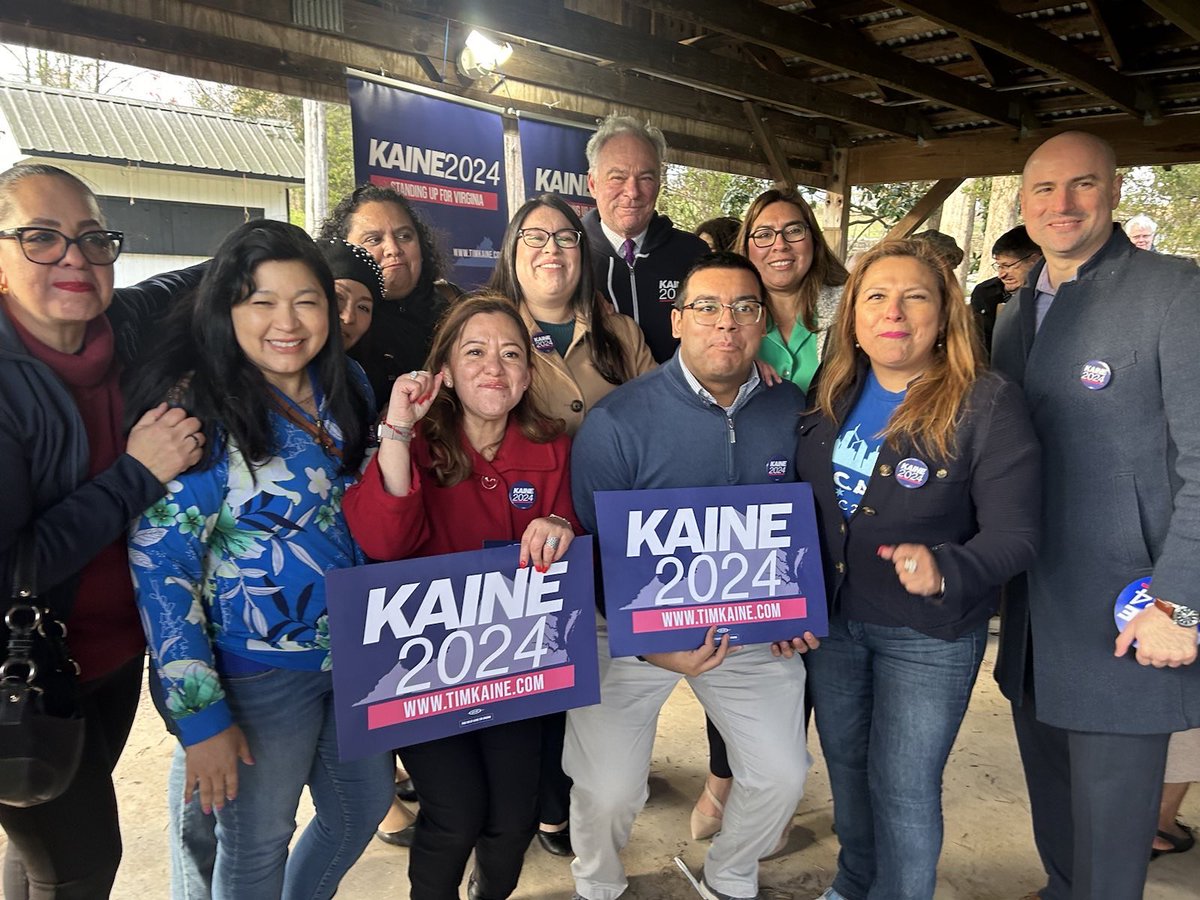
[3,534,39,679]
[10,532,36,603]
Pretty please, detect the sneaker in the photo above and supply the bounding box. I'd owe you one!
[698,878,761,900]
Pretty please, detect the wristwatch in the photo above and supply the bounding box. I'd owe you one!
[376,421,414,443]
[1152,597,1200,629]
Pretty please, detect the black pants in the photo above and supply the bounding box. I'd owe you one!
[399,718,540,900]
[0,655,143,900]
[1011,693,1169,900]
[538,712,571,827]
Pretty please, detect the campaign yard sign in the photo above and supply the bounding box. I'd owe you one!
[594,484,828,657]
[326,539,599,759]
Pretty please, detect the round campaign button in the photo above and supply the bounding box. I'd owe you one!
[895,457,929,489]
[509,480,537,509]
[532,332,556,354]
[1080,359,1112,390]
[1113,577,1200,645]
[766,456,789,481]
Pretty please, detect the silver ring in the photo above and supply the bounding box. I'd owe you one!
[407,370,424,380]
[544,535,561,550]
[903,557,917,574]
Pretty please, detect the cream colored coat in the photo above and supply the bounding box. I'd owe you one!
[520,303,656,435]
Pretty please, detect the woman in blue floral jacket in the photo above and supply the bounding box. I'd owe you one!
[126,220,391,900]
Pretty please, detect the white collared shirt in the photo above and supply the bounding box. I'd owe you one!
[600,219,647,259]
[678,358,761,414]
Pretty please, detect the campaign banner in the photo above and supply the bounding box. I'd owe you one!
[326,538,599,759]
[347,76,508,289]
[517,118,594,216]
[594,484,828,657]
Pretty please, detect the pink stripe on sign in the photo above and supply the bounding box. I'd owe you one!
[367,665,576,729]
[630,597,808,633]
[368,175,499,210]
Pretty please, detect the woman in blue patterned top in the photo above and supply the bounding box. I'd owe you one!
[126,220,392,900]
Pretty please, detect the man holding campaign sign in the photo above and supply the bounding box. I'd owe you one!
[800,239,1040,900]
[568,252,818,900]
[342,294,590,900]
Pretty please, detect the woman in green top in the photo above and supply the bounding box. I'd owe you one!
[736,187,849,391]
[690,187,849,846]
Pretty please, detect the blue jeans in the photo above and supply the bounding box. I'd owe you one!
[805,616,987,900]
[192,667,393,900]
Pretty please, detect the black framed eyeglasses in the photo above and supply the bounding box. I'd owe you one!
[517,227,582,249]
[679,299,765,326]
[994,252,1036,273]
[0,227,124,266]
[748,222,809,248]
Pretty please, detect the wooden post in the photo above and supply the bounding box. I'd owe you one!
[822,146,850,261]
[303,98,328,234]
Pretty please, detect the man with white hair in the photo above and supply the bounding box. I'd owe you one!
[583,115,708,363]
[1125,212,1158,251]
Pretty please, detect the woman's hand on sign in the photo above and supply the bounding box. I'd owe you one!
[878,543,943,597]
[520,516,575,572]
[770,632,821,658]
[643,625,738,676]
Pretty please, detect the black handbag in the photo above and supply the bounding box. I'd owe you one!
[0,534,85,807]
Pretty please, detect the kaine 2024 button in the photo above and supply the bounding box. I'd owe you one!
[1080,359,1112,390]
[509,481,537,509]
[895,457,930,489]
[532,332,556,354]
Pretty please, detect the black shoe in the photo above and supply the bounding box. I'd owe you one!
[374,824,415,847]
[536,826,573,857]
[467,871,484,900]
[395,777,418,802]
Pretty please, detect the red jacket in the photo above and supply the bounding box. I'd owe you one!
[345,419,578,560]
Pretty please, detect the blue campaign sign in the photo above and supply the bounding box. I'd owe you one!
[347,76,508,289]
[517,118,594,216]
[594,484,828,657]
[326,538,599,759]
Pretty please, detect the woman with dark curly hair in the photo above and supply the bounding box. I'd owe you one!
[319,184,458,409]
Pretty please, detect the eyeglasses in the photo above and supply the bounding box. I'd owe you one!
[517,228,582,249]
[748,223,809,248]
[679,299,765,326]
[0,227,124,266]
[994,253,1036,273]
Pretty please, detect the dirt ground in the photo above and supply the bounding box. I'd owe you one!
[2,633,1196,899]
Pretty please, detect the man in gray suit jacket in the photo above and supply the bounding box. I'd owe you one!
[992,131,1200,899]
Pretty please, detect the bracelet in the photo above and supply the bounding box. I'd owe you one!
[379,421,414,443]
[547,513,572,528]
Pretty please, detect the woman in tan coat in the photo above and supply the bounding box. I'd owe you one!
[490,194,654,437]
[487,194,653,857]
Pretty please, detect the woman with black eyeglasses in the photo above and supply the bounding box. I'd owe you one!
[489,194,654,437]
[487,194,654,857]
[0,162,203,898]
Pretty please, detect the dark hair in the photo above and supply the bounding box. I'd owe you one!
[125,220,369,475]
[318,184,444,298]
[421,292,563,487]
[992,225,1041,258]
[694,216,741,252]
[0,163,99,223]
[675,251,767,308]
[735,188,848,333]
[488,194,634,386]
[911,229,964,269]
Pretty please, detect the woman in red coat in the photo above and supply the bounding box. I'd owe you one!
[343,293,578,900]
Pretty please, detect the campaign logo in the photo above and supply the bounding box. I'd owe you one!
[532,332,556,354]
[895,457,929,489]
[509,481,537,509]
[766,457,789,480]
[1080,360,1112,390]
[467,708,485,716]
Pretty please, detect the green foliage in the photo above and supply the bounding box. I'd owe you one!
[1117,165,1200,258]
[658,166,770,230]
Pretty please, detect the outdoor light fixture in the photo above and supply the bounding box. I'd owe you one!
[457,29,514,79]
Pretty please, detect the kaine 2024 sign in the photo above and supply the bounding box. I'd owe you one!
[326,539,599,759]
[594,484,828,657]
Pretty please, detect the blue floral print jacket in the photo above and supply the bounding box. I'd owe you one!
[130,371,371,747]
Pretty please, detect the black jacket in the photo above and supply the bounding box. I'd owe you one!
[583,209,708,364]
[795,363,1041,640]
[968,276,1008,362]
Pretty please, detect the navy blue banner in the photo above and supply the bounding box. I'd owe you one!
[326,538,599,758]
[347,77,508,289]
[518,118,594,216]
[594,484,828,657]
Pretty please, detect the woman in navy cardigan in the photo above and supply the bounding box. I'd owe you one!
[798,239,1040,900]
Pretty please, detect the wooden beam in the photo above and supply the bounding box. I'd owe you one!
[821,145,851,261]
[742,101,794,185]
[848,114,1200,184]
[884,178,966,240]
[1086,0,1130,70]
[1143,0,1200,42]
[626,0,1034,130]
[891,0,1159,120]
[388,0,932,139]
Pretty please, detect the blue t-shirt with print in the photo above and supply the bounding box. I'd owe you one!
[832,371,905,518]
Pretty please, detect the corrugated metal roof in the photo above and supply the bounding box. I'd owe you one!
[0,81,303,180]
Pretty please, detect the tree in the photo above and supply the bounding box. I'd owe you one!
[1,44,135,94]
[1118,165,1200,258]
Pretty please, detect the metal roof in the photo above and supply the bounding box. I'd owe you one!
[0,80,303,181]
